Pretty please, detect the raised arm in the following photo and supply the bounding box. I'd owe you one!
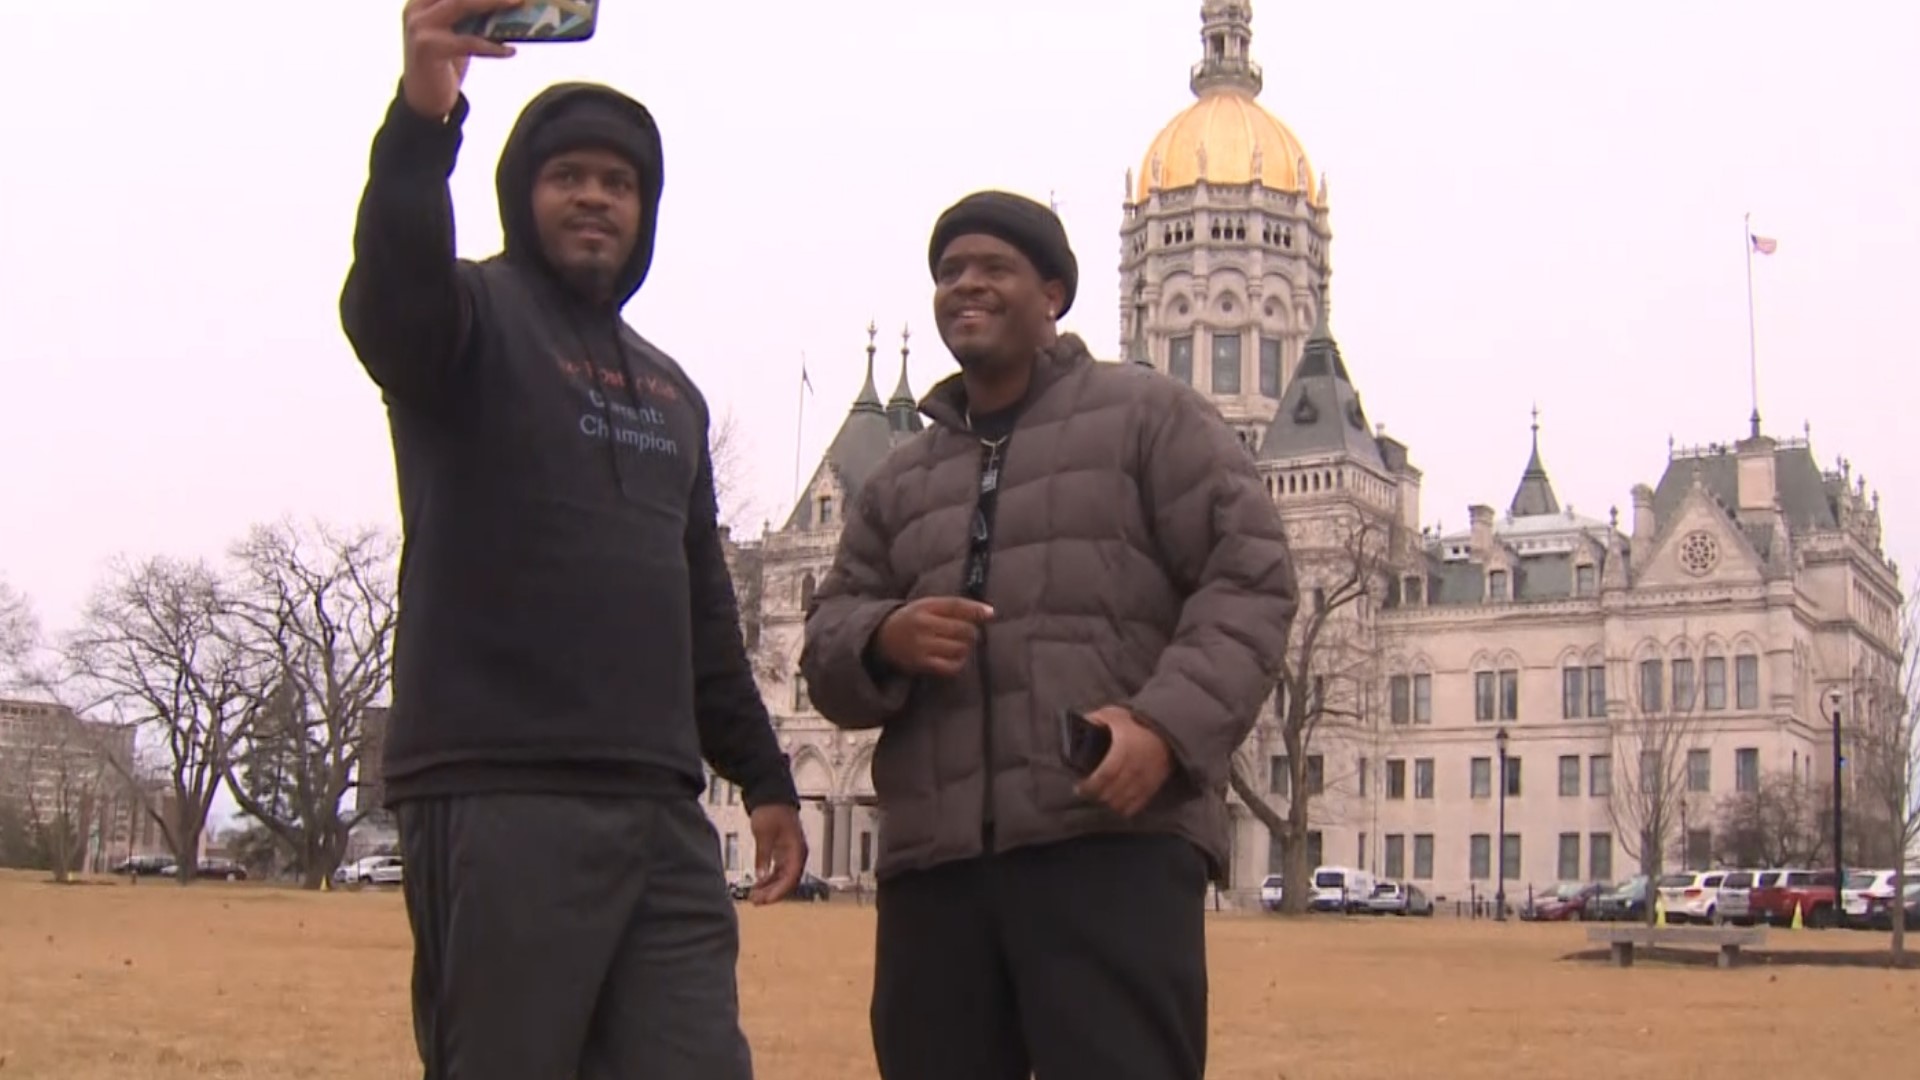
[685,437,800,810]
[339,0,519,405]
[337,88,476,406]
[1124,386,1299,789]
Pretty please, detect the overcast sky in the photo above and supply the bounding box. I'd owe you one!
[3,0,1915,636]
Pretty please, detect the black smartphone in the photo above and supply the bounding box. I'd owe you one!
[1059,709,1112,776]
[456,1,599,43]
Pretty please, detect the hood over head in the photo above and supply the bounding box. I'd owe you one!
[496,82,664,307]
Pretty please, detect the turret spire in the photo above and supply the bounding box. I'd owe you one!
[1191,1,1263,98]
[887,324,923,435]
[1509,404,1562,517]
[854,320,883,413]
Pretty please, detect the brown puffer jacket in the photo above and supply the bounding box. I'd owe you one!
[799,334,1298,881]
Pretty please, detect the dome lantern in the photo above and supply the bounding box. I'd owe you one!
[1191,0,1262,98]
[1135,2,1318,204]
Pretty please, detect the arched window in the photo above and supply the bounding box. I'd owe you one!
[798,571,817,611]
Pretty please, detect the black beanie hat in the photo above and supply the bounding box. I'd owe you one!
[528,97,659,183]
[928,191,1079,319]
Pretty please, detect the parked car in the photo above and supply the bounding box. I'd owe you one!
[1656,870,1728,924]
[791,873,831,902]
[1308,865,1376,913]
[160,857,247,881]
[1714,870,1763,925]
[111,854,176,877]
[1258,875,1285,912]
[350,855,404,886]
[730,872,832,902]
[1748,869,1839,927]
[1841,869,1913,928]
[1863,882,1920,931]
[1588,876,1649,922]
[1364,881,1433,916]
[1520,882,1604,921]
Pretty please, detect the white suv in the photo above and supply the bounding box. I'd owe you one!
[1657,870,1728,924]
[1842,869,1910,926]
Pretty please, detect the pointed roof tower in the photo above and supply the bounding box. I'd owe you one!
[852,320,884,415]
[783,322,896,530]
[1508,406,1562,517]
[886,324,923,436]
[1255,281,1384,469]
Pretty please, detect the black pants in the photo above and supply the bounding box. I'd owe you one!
[397,793,753,1080]
[871,832,1210,1080]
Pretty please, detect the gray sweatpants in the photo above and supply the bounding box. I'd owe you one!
[396,793,754,1079]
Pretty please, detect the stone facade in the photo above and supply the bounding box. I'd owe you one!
[0,697,180,871]
[711,1,1906,903]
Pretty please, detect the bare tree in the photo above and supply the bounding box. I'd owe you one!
[7,712,115,883]
[1228,515,1392,914]
[59,556,255,883]
[1,575,40,689]
[1850,588,1920,953]
[1606,632,1707,924]
[221,521,398,889]
[1713,769,1825,868]
[709,407,764,533]
[723,540,786,686]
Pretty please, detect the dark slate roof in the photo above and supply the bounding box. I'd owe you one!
[1420,556,1484,606]
[1255,291,1386,469]
[1509,424,1561,518]
[885,337,923,437]
[783,346,896,531]
[1651,436,1838,535]
[1514,552,1574,600]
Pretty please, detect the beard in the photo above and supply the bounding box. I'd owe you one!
[555,259,619,304]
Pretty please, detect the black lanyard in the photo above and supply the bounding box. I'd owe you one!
[961,434,1008,602]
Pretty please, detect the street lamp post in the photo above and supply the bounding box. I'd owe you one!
[1495,726,1510,922]
[1825,688,1845,916]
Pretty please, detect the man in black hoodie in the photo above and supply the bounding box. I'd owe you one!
[338,3,804,1076]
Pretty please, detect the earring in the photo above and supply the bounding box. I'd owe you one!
[1048,309,1057,319]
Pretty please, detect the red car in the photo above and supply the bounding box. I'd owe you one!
[1523,882,1605,921]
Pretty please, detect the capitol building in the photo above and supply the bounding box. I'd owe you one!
[704,1,1904,902]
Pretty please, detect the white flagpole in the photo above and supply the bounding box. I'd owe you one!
[792,353,808,506]
[1744,212,1761,437]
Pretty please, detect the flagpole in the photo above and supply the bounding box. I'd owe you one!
[792,353,808,506]
[1744,211,1760,437]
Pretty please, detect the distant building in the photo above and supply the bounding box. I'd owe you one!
[710,1,1906,900]
[0,697,177,871]
[355,706,391,822]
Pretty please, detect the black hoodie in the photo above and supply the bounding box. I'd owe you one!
[339,83,797,811]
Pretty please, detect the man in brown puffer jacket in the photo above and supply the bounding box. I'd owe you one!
[800,190,1299,1080]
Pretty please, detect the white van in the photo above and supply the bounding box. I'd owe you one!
[1309,865,1376,913]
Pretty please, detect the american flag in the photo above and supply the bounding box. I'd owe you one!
[1750,234,1778,255]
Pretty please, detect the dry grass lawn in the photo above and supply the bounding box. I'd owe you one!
[1,870,1914,1079]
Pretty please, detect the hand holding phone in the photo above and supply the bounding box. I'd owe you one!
[1068,707,1175,819]
[401,0,524,121]
[1059,709,1112,776]
[455,0,600,43]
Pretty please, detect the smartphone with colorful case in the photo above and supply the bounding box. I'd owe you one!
[456,1,598,43]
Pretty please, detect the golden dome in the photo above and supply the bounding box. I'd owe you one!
[1137,91,1317,204]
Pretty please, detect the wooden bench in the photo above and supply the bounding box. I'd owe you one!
[1586,925,1767,969]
